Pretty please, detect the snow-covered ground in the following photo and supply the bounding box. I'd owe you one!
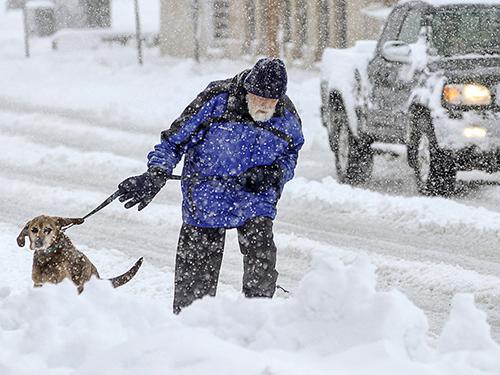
[1,1,500,374]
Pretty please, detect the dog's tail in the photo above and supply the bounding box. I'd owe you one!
[109,257,144,288]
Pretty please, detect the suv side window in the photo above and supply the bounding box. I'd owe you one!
[398,8,423,44]
[376,5,408,52]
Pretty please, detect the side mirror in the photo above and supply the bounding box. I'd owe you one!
[382,40,411,64]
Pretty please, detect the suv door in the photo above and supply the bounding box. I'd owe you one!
[366,5,425,143]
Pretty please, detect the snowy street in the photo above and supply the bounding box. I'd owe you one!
[2,74,500,339]
[1,1,500,374]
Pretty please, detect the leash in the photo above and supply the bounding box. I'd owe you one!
[276,285,290,294]
[62,174,183,231]
[60,174,294,294]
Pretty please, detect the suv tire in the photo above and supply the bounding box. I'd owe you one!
[328,99,373,185]
[409,110,456,196]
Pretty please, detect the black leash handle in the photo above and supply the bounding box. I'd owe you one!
[82,190,122,220]
[61,190,121,232]
[62,174,182,231]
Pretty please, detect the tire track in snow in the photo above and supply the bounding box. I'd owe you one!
[0,96,161,136]
[0,110,155,160]
[0,131,146,195]
[278,200,500,279]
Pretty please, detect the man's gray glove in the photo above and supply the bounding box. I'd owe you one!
[118,167,169,210]
[238,163,283,193]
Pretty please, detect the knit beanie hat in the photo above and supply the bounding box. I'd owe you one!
[243,58,288,99]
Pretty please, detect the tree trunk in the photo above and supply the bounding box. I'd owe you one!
[264,0,280,57]
[316,0,329,61]
[243,0,256,54]
[293,0,307,60]
[334,0,347,48]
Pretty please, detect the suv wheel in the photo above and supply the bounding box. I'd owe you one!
[328,99,373,185]
[410,111,456,196]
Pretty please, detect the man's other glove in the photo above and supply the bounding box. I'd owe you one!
[118,167,169,210]
[238,163,283,193]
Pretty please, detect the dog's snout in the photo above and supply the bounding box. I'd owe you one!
[34,238,44,248]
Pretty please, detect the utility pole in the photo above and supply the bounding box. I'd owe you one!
[192,0,200,62]
[134,0,143,65]
[22,1,30,58]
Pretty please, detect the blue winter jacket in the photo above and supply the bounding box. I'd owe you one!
[147,70,304,228]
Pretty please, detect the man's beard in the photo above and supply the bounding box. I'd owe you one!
[249,109,274,122]
[247,99,275,122]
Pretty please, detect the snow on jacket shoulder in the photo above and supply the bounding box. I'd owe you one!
[147,70,304,228]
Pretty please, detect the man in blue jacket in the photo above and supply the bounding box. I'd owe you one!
[118,58,304,313]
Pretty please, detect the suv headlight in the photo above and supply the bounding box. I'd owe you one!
[443,83,492,106]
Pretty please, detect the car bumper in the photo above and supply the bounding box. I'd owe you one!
[433,112,500,171]
[433,111,500,151]
[451,146,500,172]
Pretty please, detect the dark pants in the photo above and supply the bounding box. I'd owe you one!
[173,216,278,314]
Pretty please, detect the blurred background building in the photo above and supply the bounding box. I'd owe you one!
[10,0,111,36]
[53,0,111,29]
[9,0,397,66]
[159,0,396,65]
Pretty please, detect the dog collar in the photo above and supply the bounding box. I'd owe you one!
[46,240,65,253]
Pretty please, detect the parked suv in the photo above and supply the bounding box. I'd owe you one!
[320,0,500,195]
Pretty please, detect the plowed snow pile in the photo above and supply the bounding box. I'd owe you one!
[1,250,499,375]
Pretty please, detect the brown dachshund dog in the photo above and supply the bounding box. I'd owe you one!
[17,215,143,293]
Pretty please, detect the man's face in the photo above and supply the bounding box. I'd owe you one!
[246,93,279,122]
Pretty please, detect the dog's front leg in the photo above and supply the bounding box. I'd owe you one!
[32,263,43,288]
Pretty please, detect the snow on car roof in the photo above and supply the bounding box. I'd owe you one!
[401,0,500,7]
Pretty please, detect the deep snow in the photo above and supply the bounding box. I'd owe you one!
[1,1,500,374]
[2,237,500,375]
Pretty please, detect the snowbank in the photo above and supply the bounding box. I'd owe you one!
[1,248,499,375]
[286,176,500,234]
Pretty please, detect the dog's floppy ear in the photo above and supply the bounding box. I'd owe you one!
[17,221,30,247]
[55,217,84,228]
